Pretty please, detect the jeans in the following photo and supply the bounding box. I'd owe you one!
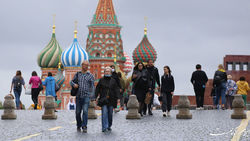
[75,97,90,128]
[102,105,113,131]
[215,82,226,106]
[194,88,205,108]
[162,92,172,112]
[14,89,21,109]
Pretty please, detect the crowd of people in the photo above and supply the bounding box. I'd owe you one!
[9,61,250,133]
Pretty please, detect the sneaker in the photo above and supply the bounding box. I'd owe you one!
[82,127,87,133]
[167,111,170,117]
[102,129,108,132]
[200,107,204,110]
[107,127,112,131]
[163,112,167,117]
[77,127,81,132]
[196,107,200,110]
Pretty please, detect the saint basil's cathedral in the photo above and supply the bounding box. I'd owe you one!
[37,0,157,109]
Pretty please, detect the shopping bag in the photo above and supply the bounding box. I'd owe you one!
[25,85,32,95]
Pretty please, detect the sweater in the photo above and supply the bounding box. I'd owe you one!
[236,81,250,95]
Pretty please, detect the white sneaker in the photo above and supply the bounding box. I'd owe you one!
[200,107,204,110]
[196,107,200,110]
[163,112,167,117]
[167,111,170,117]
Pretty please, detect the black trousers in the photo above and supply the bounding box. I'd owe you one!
[194,88,205,108]
[31,88,40,109]
[143,89,154,113]
[161,92,172,112]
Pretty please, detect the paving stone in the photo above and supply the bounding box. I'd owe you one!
[0,110,245,141]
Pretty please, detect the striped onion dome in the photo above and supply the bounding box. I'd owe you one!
[54,63,65,87]
[61,30,89,68]
[132,28,157,63]
[123,52,133,74]
[37,25,63,68]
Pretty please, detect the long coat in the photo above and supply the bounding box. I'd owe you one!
[43,76,56,97]
[95,76,120,107]
[132,69,150,102]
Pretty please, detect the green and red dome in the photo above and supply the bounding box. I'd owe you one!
[132,33,157,63]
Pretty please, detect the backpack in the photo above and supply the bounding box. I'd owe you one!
[14,77,22,89]
[213,75,221,86]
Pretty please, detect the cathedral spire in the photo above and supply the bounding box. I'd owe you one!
[90,0,119,27]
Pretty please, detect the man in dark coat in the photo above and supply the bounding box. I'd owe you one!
[110,65,122,112]
[144,59,160,115]
[191,64,208,110]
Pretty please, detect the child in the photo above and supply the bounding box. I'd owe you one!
[236,76,250,106]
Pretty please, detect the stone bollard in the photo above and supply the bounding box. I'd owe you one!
[1,95,17,120]
[88,100,97,119]
[42,96,57,120]
[126,95,141,119]
[176,96,192,119]
[231,94,246,119]
[0,101,3,109]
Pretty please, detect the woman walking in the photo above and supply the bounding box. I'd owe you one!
[29,71,42,110]
[225,75,237,109]
[132,62,150,116]
[161,66,175,117]
[10,70,26,109]
[213,64,227,110]
[95,67,120,132]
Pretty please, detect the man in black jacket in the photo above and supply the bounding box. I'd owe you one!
[191,64,208,110]
[110,65,122,112]
[144,59,160,115]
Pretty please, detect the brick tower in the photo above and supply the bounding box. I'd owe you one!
[37,23,63,107]
[61,22,89,109]
[86,0,126,79]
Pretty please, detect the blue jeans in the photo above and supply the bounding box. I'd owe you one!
[215,82,226,106]
[14,89,21,109]
[75,97,90,128]
[101,105,113,131]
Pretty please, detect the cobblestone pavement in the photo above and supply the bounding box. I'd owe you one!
[0,110,248,141]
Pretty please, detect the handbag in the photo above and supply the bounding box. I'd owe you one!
[144,92,152,105]
[38,83,43,91]
[71,72,79,96]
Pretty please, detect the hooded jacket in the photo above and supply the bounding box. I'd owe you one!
[236,81,250,95]
[43,76,56,97]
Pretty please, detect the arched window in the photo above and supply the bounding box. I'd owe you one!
[96,53,100,57]
[107,53,112,58]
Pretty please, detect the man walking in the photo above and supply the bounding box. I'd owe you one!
[110,65,122,112]
[71,61,95,133]
[144,59,160,115]
[191,64,208,110]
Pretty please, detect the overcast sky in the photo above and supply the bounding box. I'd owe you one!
[1,0,250,107]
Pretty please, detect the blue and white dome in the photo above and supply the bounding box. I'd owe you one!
[61,30,89,67]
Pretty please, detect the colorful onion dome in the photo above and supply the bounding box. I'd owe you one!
[54,63,65,87]
[37,25,63,68]
[123,52,133,74]
[61,29,89,68]
[132,28,157,63]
